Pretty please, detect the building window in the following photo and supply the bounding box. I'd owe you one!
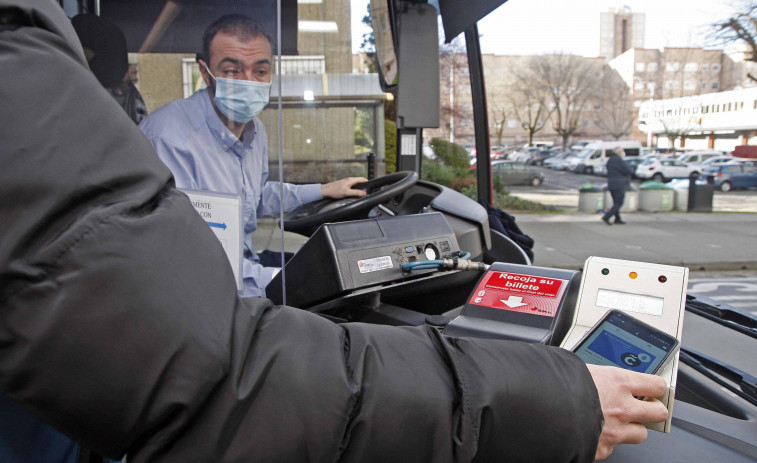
[701,64,709,72]
[702,82,708,90]
[712,63,721,72]
[634,81,645,90]
[666,62,680,72]
[684,62,698,72]
[684,80,696,90]
[648,62,658,72]
[507,119,518,128]
[665,80,680,89]
[712,82,720,89]
[277,55,326,75]
[181,59,202,98]
[635,62,646,72]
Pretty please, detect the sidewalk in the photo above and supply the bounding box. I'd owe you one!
[513,211,757,272]
[508,185,757,213]
[506,185,757,272]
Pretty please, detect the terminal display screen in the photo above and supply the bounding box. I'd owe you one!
[595,289,664,316]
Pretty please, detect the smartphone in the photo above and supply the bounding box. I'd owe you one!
[571,310,680,375]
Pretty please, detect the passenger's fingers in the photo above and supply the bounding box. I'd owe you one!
[630,397,669,424]
[618,421,649,445]
[628,372,668,399]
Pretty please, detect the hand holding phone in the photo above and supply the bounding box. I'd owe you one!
[571,309,680,375]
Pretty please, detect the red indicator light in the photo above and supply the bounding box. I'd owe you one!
[658,275,667,283]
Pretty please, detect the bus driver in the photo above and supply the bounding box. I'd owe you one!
[139,14,368,297]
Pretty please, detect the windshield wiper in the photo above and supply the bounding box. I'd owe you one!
[686,293,757,340]
[679,347,757,407]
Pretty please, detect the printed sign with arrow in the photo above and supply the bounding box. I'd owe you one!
[501,295,527,308]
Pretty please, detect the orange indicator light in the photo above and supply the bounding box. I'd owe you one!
[629,272,638,279]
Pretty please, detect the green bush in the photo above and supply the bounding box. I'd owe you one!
[421,160,456,186]
[461,186,560,212]
[429,138,469,169]
[421,160,474,190]
[384,119,397,173]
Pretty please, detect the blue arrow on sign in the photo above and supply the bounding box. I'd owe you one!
[206,221,227,230]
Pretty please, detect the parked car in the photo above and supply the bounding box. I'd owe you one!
[490,145,507,159]
[566,140,642,174]
[544,151,575,170]
[508,147,538,163]
[734,158,757,167]
[491,160,544,186]
[702,162,757,191]
[677,151,724,165]
[422,144,436,160]
[635,157,700,182]
[623,156,646,178]
[523,149,557,166]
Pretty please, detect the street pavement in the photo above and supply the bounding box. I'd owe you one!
[508,186,757,272]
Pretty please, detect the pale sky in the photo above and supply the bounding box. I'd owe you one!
[351,0,742,57]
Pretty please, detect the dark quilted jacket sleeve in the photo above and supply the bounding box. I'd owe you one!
[0,1,603,462]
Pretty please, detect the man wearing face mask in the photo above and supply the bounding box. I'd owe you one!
[139,14,367,297]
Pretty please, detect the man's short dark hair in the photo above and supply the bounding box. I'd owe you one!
[202,14,273,64]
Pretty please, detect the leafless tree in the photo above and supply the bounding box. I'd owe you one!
[439,36,471,143]
[710,1,757,82]
[487,96,511,147]
[594,68,634,139]
[501,62,552,146]
[508,64,552,145]
[652,99,704,149]
[529,54,601,150]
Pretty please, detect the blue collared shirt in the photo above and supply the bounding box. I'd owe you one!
[139,89,322,297]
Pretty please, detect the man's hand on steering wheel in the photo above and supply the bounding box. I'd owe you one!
[321,177,368,199]
[283,172,418,236]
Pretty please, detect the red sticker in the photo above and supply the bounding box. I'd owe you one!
[483,272,562,297]
[468,271,568,317]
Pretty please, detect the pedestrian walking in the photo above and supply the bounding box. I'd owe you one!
[602,148,633,225]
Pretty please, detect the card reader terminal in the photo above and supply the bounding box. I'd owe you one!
[443,262,581,345]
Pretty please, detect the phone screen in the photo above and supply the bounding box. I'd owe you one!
[572,310,678,374]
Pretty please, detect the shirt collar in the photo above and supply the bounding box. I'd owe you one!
[199,89,258,157]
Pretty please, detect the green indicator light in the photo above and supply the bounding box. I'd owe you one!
[601,268,610,275]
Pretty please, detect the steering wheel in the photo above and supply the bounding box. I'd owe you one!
[282,171,418,236]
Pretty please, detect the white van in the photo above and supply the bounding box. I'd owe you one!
[567,140,642,175]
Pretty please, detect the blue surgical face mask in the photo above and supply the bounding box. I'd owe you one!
[204,63,271,124]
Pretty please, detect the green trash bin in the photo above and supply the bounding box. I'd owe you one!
[578,184,604,213]
[638,181,674,212]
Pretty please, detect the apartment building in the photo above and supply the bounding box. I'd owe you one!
[599,7,645,60]
[609,47,738,143]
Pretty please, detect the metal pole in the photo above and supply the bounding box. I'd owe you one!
[465,24,492,204]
